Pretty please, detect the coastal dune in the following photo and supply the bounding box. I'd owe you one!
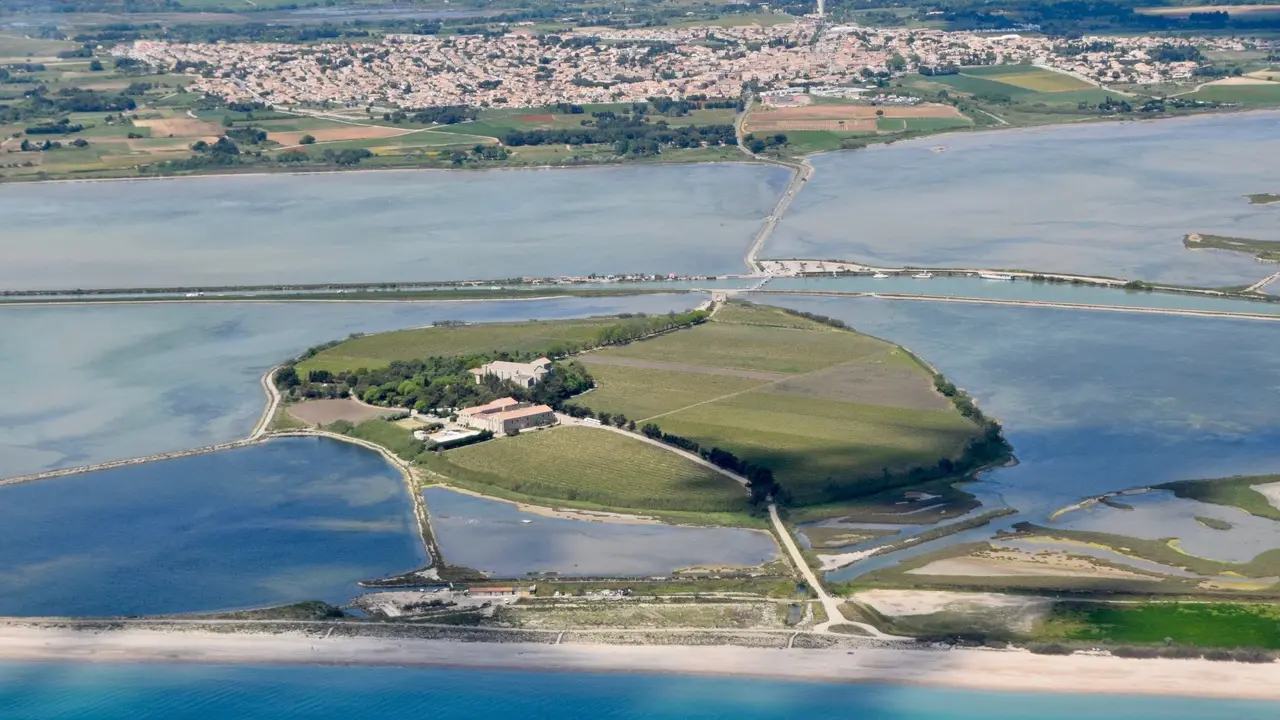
[1,626,1276,700]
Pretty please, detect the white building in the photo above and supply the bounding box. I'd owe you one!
[469,358,552,388]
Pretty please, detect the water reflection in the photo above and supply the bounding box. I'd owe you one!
[0,438,423,616]
[423,487,779,577]
[769,112,1280,286]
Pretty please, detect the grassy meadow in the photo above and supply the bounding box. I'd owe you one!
[1159,475,1280,521]
[1040,601,1280,649]
[427,425,754,515]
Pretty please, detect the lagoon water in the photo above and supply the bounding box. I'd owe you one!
[0,293,699,478]
[758,294,1280,529]
[0,164,788,290]
[768,112,1280,287]
[423,487,779,577]
[1054,489,1280,563]
[0,437,422,616]
[764,275,1280,315]
[0,663,1273,719]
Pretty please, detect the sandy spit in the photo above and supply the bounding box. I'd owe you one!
[0,626,1277,699]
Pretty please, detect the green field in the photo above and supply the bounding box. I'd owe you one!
[1159,474,1280,521]
[654,392,977,494]
[582,302,987,506]
[575,363,768,419]
[298,317,635,375]
[1184,233,1280,262]
[428,425,753,514]
[1041,602,1280,648]
[1188,83,1280,106]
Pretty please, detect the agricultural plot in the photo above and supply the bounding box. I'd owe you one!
[298,317,630,375]
[746,99,966,134]
[574,363,770,420]
[430,425,752,514]
[584,302,985,506]
[654,392,977,494]
[1189,82,1280,106]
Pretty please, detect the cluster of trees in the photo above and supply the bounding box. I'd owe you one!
[743,132,789,154]
[284,354,595,415]
[504,113,736,155]
[226,126,269,145]
[448,144,510,166]
[19,138,86,151]
[24,118,83,135]
[403,105,478,125]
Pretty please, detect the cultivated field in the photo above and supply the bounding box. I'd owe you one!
[298,317,631,375]
[574,363,769,420]
[746,100,966,133]
[429,425,753,514]
[583,302,983,505]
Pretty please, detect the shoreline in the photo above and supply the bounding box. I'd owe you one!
[0,154,765,187]
[7,107,1276,189]
[0,626,1275,700]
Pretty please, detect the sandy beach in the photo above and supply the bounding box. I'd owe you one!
[1,626,1276,700]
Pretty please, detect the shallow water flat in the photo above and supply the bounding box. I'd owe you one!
[0,164,789,291]
[0,294,698,478]
[764,276,1280,315]
[0,662,1271,719]
[423,487,779,577]
[0,438,422,616]
[768,112,1280,287]
[1054,490,1280,563]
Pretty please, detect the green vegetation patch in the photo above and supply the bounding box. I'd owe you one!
[1188,83,1280,107]
[300,317,651,375]
[656,391,977,501]
[1184,233,1280,262]
[574,364,768,420]
[1014,524,1280,579]
[1247,193,1280,205]
[1159,475,1280,521]
[595,317,890,374]
[580,302,995,507]
[1042,602,1280,649]
[429,426,752,514]
[327,418,422,463]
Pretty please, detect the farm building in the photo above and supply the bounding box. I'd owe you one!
[458,396,557,434]
[469,358,552,387]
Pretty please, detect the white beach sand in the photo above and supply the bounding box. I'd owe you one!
[0,625,1275,700]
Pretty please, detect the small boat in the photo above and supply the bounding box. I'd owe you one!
[912,271,933,279]
[872,272,890,279]
[979,272,1014,281]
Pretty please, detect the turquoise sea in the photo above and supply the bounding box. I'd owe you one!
[0,663,1271,719]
